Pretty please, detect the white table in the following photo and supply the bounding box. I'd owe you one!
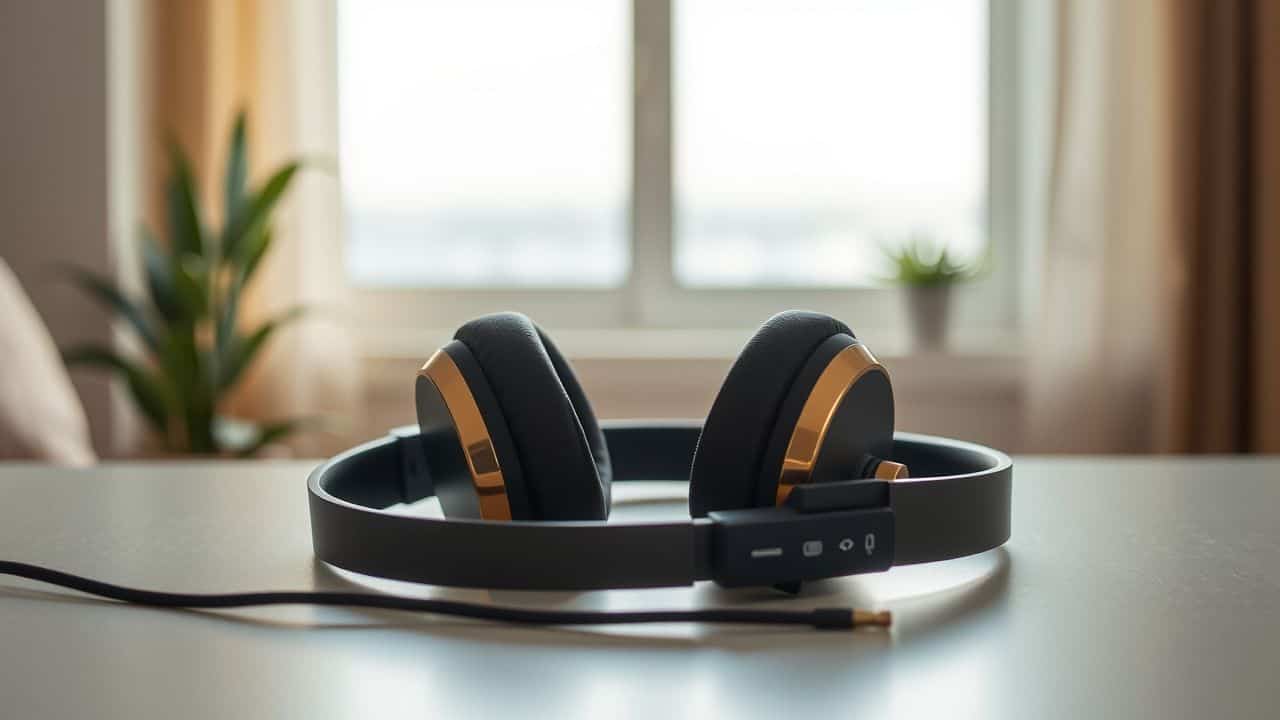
[0,458,1277,718]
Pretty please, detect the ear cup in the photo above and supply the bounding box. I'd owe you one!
[753,332,894,505]
[689,311,853,517]
[454,313,611,520]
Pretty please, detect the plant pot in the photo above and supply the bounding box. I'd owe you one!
[905,285,952,351]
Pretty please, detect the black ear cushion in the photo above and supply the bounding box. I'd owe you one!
[689,311,853,517]
[454,313,611,520]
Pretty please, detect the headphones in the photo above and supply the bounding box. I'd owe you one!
[0,310,1009,632]
[308,310,1011,592]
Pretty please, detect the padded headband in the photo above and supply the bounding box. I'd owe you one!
[308,421,1012,590]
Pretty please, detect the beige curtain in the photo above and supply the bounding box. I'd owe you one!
[1164,0,1280,452]
[145,0,360,454]
[1029,0,1280,453]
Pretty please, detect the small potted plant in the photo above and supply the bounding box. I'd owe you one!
[60,111,311,456]
[883,234,980,351]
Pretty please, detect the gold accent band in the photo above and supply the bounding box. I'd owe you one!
[419,351,511,521]
[776,343,886,505]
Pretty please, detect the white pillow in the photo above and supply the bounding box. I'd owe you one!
[0,258,96,465]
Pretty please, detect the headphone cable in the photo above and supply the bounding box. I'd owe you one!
[0,560,890,631]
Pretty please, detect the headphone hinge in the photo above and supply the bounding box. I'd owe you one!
[783,479,890,514]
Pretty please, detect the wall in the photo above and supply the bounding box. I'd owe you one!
[0,1,114,453]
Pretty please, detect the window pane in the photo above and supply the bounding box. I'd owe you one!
[675,0,987,286]
[339,0,629,287]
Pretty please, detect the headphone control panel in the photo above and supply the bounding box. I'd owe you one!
[707,506,895,587]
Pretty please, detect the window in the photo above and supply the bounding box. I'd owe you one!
[338,0,1024,337]
[674,0,986,287]
[340,0,629,287]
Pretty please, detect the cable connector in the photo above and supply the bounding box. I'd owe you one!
[852,609,893,628]
[809,607,893,630]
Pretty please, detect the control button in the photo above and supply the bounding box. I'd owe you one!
[864,533,877,556]
[802,540,823,557]
[838,538,855,552]
[750,547,783,559]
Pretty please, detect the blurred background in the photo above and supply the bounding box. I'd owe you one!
[0,0,1276,463]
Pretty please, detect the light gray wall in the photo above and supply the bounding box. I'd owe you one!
[0,1,114,452]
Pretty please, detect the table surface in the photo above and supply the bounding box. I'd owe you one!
[0,456,1277,719]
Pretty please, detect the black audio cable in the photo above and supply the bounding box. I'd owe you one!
[0,560,891,631]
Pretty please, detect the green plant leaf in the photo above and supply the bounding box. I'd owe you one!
[881,234,979,287]
[214,224,272,361]
[63,345,171,435]
[221,161,299,265]
[173,253,208,318]
[154,325,215,453]
[238,224,273,284]
[154,330,197,397]
[166,141,204,258]
[224,111,249,229]
[61,265,160,352]
[140,228,206,326]
[140,228,181,323]
[214,279,240,366]
[217,306,305,392]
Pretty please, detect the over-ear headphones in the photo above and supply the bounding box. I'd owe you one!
[0,311,1010,633]
[308,310,1011,592]
[414,310,902,522]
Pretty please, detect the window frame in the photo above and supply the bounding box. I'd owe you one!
[341,0,1038,352]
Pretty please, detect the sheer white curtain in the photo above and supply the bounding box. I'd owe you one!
[1026,0,1181,452]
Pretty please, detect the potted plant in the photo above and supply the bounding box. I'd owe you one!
[883,234,980,351]
[61,112,310,456]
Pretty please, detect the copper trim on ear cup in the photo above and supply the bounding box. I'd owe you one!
[776,343,888,505]
[419,351,512,521]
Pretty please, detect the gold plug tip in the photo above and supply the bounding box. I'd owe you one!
[852,610,893,627]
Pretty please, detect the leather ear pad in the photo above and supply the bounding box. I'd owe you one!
[689,311,853,517]
[454,313,611,520]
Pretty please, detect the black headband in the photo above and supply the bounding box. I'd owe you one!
[308,421,1012,591]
